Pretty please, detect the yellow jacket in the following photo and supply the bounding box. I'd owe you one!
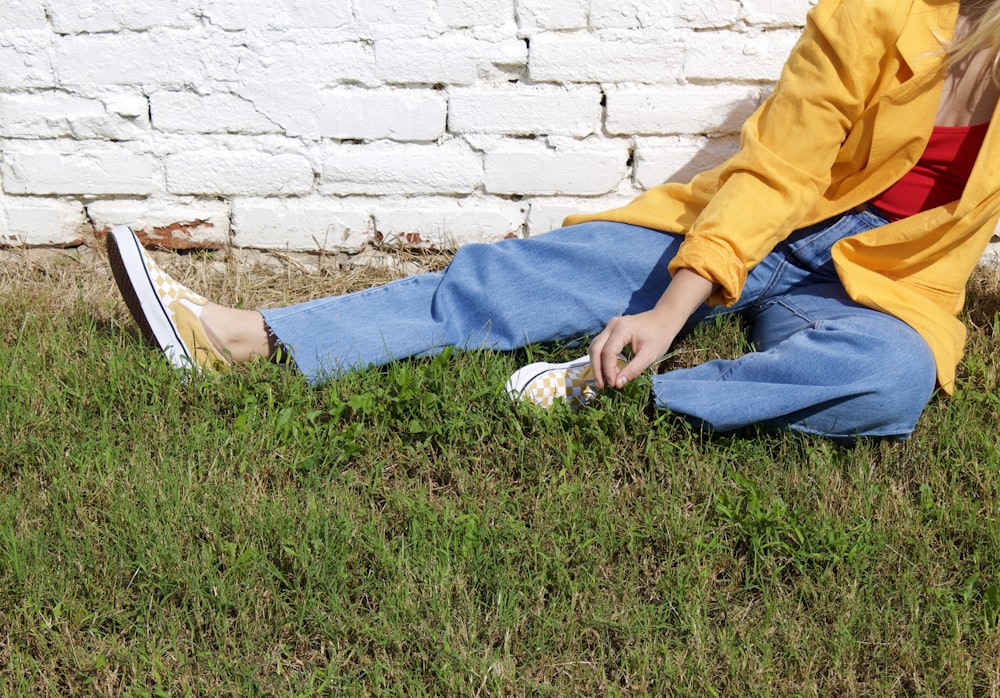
[565,0,1000,393]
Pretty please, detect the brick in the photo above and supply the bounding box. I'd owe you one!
[525,198,591,237]
[684,29,800,82]
[526,196,637,236]
[54,32,254,86]
[0,198,87,247]
[48,0,200,33]
[102,93,148,119]
[151,91,279,135]
[200,0,353,30]
[517,0,587,31]
[529,32,684,84]
[1,141,155,196]
[484,140,629,196]
[320,142,482,196]
[0,0,821,258]
[605,85,762,136]
[87,199,232,249]
[299,88,447,141]
[0,34,55,89]
[372,197,526,247]
[166,150,314,196]
[1,0,47,30]
[0,91,149,140]
[448,85,601,137]
[674,0,743,27]
[250,38,375,85]
[741,0,812,27]
[237,80,444,142]
[590,0,740,29]
[231,83,323,139]
[356,0,435,26]
[376,36,527,85]
[632,136,738,189]
[438,0,514,27]
[232,198,370,252]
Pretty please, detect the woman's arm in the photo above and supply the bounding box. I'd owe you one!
[670,0,899,306]
[591,0,910,388]
[590,268,717,389]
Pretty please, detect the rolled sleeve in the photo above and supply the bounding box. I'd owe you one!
[670,0,893,301]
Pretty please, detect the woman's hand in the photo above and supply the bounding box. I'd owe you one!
[589,268,718,390]
[589,308,678,389]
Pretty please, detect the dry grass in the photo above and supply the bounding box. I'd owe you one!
[0,242,455,317]
[965,257,1000,331]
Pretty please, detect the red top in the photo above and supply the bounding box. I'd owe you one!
[871,122,990,220]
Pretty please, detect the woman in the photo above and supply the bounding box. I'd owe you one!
[107,0,1000,440]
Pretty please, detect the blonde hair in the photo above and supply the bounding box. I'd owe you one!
[948,1,1000,82]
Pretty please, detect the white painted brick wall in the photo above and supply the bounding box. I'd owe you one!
[484,139,628,196]
[605,86,763,136]
[0,0,820,251]
[2,141,156,196]
[231,198,370,252]
[449,86,602,137]
[320,142,483,196]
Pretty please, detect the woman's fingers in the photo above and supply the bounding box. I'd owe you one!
[591,312,675,389]
[588,324,614,390]
[590,269,714,391]
[590,315,641,388]
[616,341,662,387]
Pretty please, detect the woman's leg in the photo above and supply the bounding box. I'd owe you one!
[258,222,685,383]
[505,207,936,437]
[650,207,939,439]
[201,303,274,362]
[652,282,937,440]
[108,221,686,376]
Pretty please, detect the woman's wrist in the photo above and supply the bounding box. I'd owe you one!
[653,268,717,324]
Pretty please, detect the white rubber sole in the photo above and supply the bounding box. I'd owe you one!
[505,355,600,409]
[106,225,192,369]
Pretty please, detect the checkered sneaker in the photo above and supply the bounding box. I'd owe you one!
[505,355,628,410]
[143,256,206,326]
[106,225,229,372]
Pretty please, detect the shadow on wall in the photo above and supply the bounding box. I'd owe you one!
[634,89,767,189]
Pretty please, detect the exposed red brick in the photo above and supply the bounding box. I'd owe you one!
[373,230,439,249]
[402,232,436,247]
[96,219,223,251]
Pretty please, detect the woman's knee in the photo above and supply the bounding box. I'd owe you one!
[805,317,936,437]
[850,317,935,399]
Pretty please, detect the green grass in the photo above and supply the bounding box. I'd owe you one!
[2,253,1000,696]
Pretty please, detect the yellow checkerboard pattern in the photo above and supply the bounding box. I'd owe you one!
[142,254,207,323]
[522,364,598,410]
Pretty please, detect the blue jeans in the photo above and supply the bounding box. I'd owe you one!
[261,211,937,439]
